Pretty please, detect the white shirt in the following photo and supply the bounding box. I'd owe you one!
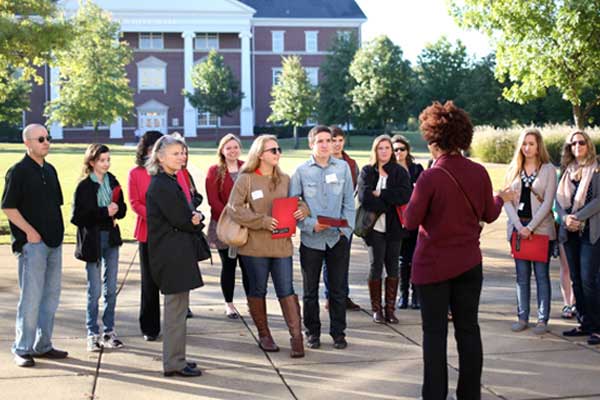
[373,175,387,233]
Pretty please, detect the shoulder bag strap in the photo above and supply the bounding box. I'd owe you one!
[435,165,480,223]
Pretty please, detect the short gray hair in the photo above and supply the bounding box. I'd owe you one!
[145,135,183,176]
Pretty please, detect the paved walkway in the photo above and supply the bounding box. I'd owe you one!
[1,214,600,400]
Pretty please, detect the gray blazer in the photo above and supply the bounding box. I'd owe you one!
[555,168,600,245]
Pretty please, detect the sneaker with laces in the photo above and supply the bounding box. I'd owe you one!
[102,331,124,349]
[87,335,102,352]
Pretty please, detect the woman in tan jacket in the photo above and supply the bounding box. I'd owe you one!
[228,135,308,357]
[504,128,557,334]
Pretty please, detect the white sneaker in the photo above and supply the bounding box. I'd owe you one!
[102,331,124,349]
[87,335,102,352]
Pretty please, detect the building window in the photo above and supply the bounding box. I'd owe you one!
[137,100,169,134]
[305,67,319,87]
[195,33,219,50]
[137,56,167,92]
[272,67,283,86]
[198,110,219,127]
[305,31,318,53]
[337,30,352,41]
[272,31,284,53]
[139,33,164,49]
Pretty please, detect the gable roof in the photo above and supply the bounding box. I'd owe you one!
[238,0,366,19]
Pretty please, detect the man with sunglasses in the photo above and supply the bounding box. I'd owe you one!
[289,125,356,350]
[2,124,67,367]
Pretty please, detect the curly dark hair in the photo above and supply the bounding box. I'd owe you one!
[419,101,473,152]
[135,130,163,167]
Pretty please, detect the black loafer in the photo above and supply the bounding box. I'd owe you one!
[588,334,600,345]
[306,334,320,349]
[186,361,197,369]
[333,336,347,350]
[563,327,590,337]
[226,312,239,320]
[14,354,35,367]
[143,334,159,342]
[186,308,194,319]
[37,348,68,359]
[164,365,202,377]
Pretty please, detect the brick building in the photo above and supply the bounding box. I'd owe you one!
[26,0,366,141]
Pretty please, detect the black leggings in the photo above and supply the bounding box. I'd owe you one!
[218,248,249,302]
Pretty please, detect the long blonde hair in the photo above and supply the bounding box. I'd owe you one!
[369,134,397,167]
[216,133,242,190]
[505,128,551,184]
[240,134,282,190]
[561,130,597,170]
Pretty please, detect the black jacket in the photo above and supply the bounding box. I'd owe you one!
[71,172,127,262]
[146,172,208,295]
[357,162,412,243]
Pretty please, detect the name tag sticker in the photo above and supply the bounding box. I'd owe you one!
[251,190,264,200]
[518,202,524,211]
[326,173,338,183]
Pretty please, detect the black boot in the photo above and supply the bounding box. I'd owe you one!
[410,284,420,310]
[398,263,410,309]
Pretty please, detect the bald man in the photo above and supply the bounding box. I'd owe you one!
[2,124,67,367]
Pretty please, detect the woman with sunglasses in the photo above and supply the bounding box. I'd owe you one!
[227,135,308,357]
[556,131,600,345]
[504,128,556,335]
[392,135,424,310]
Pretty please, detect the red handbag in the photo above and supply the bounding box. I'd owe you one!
[510,232,550,263]
[395,204,408,226]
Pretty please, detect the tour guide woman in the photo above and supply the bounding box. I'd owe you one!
[404,101,514,400]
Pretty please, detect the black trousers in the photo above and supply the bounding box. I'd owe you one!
[139,242,161,337]
[218,248,249,303]
[300,236,349,338]
[417,264,483,400]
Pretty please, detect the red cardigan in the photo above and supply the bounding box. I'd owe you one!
[205,160,244,222]
[404,154,504,285]
[128,166,152,243]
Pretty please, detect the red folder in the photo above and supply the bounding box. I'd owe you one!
[111,186,122,203]
[272,197,298,239]
[317,215,349,227]
[395,204,408,226]
[510,232,550,263]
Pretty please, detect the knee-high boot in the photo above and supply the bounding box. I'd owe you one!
[385,277,399,324]
[247,297,279,352]
[368,279,384,323]
[279,294,304,358]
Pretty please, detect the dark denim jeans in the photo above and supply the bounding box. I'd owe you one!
[300,236,349,338]
[417,264,483,400]
[514,241,552,323]
[563,231,600,333]
[239,256,294,299]
[366,231,401,280]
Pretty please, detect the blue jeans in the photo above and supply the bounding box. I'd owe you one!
[86,231,119,336]
[323,234,352,299]
[563,231,600,333]
[240,256,294,299]
[13,242,62,356]
[514,256,552,323]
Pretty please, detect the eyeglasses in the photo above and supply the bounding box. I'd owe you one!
[263,147,282,155]
[570,140,587,147]
[31,135,52,143]
[394,147,407,153]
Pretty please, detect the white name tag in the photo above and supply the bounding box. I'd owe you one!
[326,173,338,183]
[518,202,524,211]
[251,190,264,200]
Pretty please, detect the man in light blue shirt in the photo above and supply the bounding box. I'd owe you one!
[289,125,355,350]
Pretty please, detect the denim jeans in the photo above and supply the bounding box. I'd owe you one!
[366,231,401,280]
[86,231,119,336]
[514,247,552,323]
[239,256,294,299]
[417,264,483,400]
[300,236,349,338]
[323,234,352,299]
[13,242,62,356]
[563,231,600,333]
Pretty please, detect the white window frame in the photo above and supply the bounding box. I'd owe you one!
[271,31,285,53]
[305,31,318,53]
[272,67,283,86]
[337,30,352,41]
[136,56,167,93]
[139,32,164,49]
[305,67,319,87]
[195,33,219,50]
[197,110,220,127]
[137,100,169,134]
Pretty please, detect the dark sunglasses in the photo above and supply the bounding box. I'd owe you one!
[394,147,407,153]
[570,140,587,147]
[32,135,52,143]
[263,147,282,155]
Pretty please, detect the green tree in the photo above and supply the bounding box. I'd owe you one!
[450,0,600,128]
[45,2,133,134]
[185,49,243,140]
[0,67,30,126]
[0,0,71,103]
[268,56,317,149]
[349,35,412,132]
[318,32,358,129]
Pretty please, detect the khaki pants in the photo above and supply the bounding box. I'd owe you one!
[163,291,189,372]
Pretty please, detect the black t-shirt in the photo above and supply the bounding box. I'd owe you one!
[1,154,64,253]
[518,182,533,219]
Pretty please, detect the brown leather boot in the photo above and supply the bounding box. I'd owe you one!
[368,279,384,323]
[247,297,279,352]
[279,294,304,358]
[385,277,399,324]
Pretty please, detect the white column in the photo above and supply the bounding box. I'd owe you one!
[239,30,253,137]
[182,31,197,137]
[110,117,123,139]
[49,66,63,140]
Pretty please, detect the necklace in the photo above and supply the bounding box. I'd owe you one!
[520,169,537,188]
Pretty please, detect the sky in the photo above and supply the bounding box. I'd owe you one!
[355,0,492,63]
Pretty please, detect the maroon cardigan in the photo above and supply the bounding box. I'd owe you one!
[205,160,244,222]
[404,153,504,285]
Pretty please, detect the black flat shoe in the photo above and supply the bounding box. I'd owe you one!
[306,334,320,349]
[186,361,197,369]
[36,348,68,359]
[186,308,194,319]
[14,354,35,367]
[164,365,202,377]
[226,312,239,320]
[333,336,347,350]
[144,334,159,342]
[588,334,600,345]
[563,327,590,337]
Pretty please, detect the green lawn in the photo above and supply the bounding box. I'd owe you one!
[0,134,508,245]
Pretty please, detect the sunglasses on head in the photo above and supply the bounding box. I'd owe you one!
[394,147,407,153]
[570,140,586,147]
[32,135,52,143]
[263,147,282,155]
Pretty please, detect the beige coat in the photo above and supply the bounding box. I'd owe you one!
[504,162,557,241]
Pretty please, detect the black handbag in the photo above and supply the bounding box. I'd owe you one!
[354,205,380,238]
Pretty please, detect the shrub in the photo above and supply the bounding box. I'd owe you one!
[0,124,22,142]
